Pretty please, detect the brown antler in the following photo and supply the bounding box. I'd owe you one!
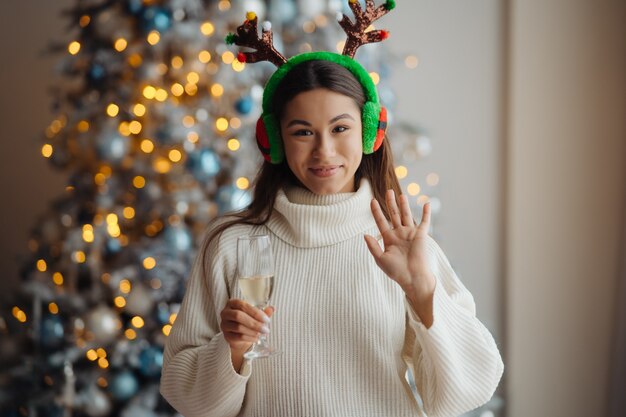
[226,13,287,68]
[337,0,394,58]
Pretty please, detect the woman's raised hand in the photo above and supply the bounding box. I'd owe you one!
[364,189,436,301]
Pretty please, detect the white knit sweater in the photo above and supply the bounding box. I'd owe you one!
[160,179,504,417]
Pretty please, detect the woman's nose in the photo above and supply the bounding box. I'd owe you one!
[313,133,336,158]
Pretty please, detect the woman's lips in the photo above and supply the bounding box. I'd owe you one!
[309,165,341,177]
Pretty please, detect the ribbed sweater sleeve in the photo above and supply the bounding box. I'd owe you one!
[402,235,504,417]
[160,226,251,417]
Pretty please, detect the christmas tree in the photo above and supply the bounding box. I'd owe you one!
[0,1,444,416]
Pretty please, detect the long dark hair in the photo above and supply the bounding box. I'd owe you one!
[200,59,402,261]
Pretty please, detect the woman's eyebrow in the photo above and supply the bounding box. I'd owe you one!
[286,113,355,128]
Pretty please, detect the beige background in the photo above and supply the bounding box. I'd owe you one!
[1,1,625,416]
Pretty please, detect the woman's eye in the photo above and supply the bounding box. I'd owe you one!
[333,126,349,133]
[293,129,313,136]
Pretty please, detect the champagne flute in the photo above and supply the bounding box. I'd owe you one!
[236,234,279,359]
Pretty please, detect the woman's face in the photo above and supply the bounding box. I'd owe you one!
[280,88,363,195]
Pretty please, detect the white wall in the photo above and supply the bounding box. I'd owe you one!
[506,1,626,416]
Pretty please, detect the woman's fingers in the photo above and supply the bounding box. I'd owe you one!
[221,300,270,337]
[386,190,402,229]
[370,198,392,234]
[399,193,414,227]
[418,201,431,231]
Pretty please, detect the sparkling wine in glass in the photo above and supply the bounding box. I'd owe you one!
[236,234,279,360]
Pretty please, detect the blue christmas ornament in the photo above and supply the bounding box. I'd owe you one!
[109,370,139,401]
[156,303,170,325]
[105,238,122,257]
[40,315,64,349]
[88,63,106,84]
[163,226,193,253]
[127,0,143,14]
[138,345,163,378]
[216,186,252,214]
[235,96,254,115]
[140,7,173,33]
[97,132,129,164]
[186,149,221,182]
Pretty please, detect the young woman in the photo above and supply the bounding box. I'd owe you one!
[160,58,504,416]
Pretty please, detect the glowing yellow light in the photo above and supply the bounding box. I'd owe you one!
[187,132,199,143]
[36,259,47,272]
[170,83,184,97]
[125,328,137,340]
[114,38,127,52]
[187,72,200,84]
[106,103,119,117]
[106,213,118,224]
[218,0,231,11]
[230,117,241,129]
[77,120,90,132]
[143,86,157,99]
[133,104,146,117]
[181,116,194,128]
[114,296,126,308]
[168,149,183,162]
[185,83,198,95]
[82,225,95,242]
[107,224,121,237]
[369,72,380,85]
[395,165,408,179]
[86,349,98,361]
[198,50,211,63]
[94,173,106,186]
[169,313,177,324]
[227,138,240,151]
[407,183,421,196]
[426,173,440,186]
[143,256,157,270]
[96,348,107,358]
[73,251,86,263]
[68,41,81,55]
[140,139,154,153]
[210,83,224,97]
[41,144,53,158]
[405,55,419,69]
[336,40,345,53]
[303,21,316,33]
[236,177,249,190]
[52,272,64,286]
[221,51,235,64]
[200,21,215,36]
[97,377,108,387]
[118,122,131,136]
[123,206,135,219]
[128,121,142,134]
[153,157,171,174]
[48,303,59,315]
[147,30,160,45]
[417,195,430,205]
[216,117,229,132]
[157,63,168,75]
[232,60,245,72]
[128,53,142,67]
[131,316,145,328]
[79,15,91,27]
[155,88,168,102]
[171,56,183,68]
[133,176,146,188]
[162,324,172,336]
[98,358,109,369]
[120,279,131,294]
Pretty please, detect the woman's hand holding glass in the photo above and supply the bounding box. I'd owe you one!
[220,300,275,355]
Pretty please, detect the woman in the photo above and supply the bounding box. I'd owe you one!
[160,59,504,416]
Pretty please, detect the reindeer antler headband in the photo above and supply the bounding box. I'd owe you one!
[225,0,396,164]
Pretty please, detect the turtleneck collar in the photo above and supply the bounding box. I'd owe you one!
[265,178,378,248]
